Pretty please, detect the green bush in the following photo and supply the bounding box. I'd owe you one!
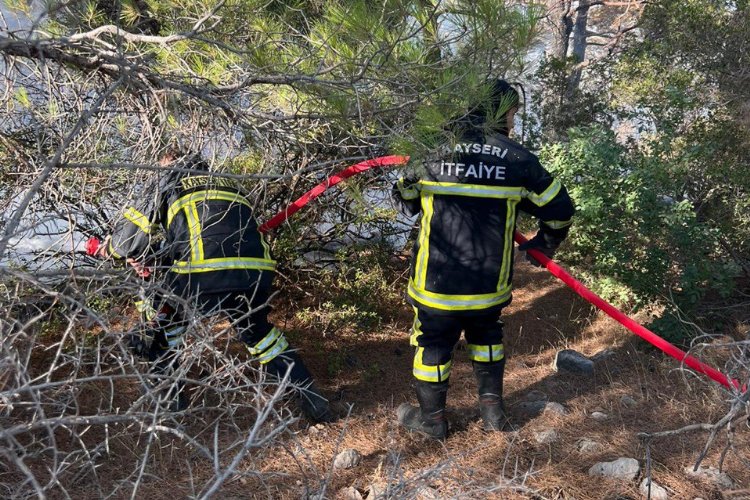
[541,126,738,341]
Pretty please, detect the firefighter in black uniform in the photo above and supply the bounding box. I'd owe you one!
[393,80,575,439]
[94,153,332,422]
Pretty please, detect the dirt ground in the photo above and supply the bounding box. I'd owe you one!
[7,256,749,499]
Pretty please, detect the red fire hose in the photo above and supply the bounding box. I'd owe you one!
[513,233,739,390]
[261,155,740,391]
[258,155,410,233]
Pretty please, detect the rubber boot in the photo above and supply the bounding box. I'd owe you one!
[472,359,509,431]
[397,381,449,440]
[147,340,188,412]
[266,351,334,423]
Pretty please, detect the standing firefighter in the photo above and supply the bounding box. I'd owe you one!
[392,80,575,439]
[90,153,333,422]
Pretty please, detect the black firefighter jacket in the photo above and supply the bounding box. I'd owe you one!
[394,127,575,315]
[108,163,275,298]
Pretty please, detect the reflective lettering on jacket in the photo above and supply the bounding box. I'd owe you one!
[396,132,575,313]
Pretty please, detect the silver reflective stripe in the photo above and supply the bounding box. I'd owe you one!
[250,327,281,355]
[257,337,288,364]
[528,179,561,206]
[413,366,446,382]
[165,326,186,347]
[543,218,573,229]
[468,344,504,362]
[419,182,524,199]
[408,282,511,308]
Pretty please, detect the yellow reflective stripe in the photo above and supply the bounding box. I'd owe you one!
[259,233,272,260]
[410,306,421,347]
[134,299,157,321]
[527,179,561,207]
[170,257,277,274]
[249,327,282,355]
[257,337,288,364]
[185,202,204,261]
[418,181,525,199]
[165,326,186,347]
[413,347,452,382]
[123,207,152,234]
[498,199,518,292]
[108,241,123,259]
[543,218,573,229]
[467,343,505,363]
[167,190,252,227]
[414,193,434,289]
[397,178,420,200]
[408,280,511,311]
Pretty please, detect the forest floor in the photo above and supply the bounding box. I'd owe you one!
[10,250,750,499]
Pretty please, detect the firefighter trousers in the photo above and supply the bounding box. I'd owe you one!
[140,289,289,373]
[410,307,505,383]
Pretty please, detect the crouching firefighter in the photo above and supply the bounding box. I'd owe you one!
[392,80,575,439]
[90,152,333,422]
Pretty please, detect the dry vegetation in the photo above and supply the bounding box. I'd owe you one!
[2,251,748,499]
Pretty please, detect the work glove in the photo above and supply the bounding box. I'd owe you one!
[392,177,421,217]
[517,231,563,267]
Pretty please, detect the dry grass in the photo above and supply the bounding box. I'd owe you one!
[2,258,748,499]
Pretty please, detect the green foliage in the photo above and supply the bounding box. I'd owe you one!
[541,126,738,340]
[293,246,402,334]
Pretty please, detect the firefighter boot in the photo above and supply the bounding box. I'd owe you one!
[148,343,188,412]
[266,351,334,423]
[397,381,449,440]
[472,359,510,431]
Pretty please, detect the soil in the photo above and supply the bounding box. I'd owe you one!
[5,256,749,499]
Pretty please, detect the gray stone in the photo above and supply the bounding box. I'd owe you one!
[333,449,362,469]
[577,438,603,454]
[554,349,595,375]
[523,390,548,402]
[588,457,640,481]
[621,395,638,408]
[534,429,559,444]
[684,466,735,489]
[514,400,547,415]
[336,486,363,500]
[591,411,609,421]
[591,349,616,362]
[544,402,568,416]
[639,478,669,499]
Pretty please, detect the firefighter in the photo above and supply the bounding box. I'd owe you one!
[392,80,575,439]
[91,152,333,422]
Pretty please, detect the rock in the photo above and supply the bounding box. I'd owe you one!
[639,478,669,499]
[620,395,638,408]
[367,483,386,499]
[684,466,735,489]
[534,429,559,444]
[577,438,603,454]
[523,390,548,402]
[333,449,362,470]
[544,402,568,416]
[591,348,616,362]
[554,349,595,375]
[591,411,609,421]
[515,400,547,415]
[588,458,640,481]
[337,486,363,500]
